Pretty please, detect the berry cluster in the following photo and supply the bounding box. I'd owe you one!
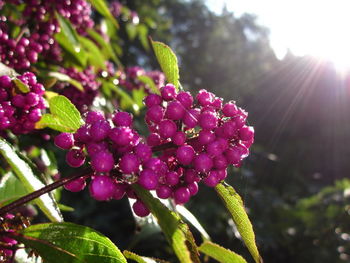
[0,213,30,262]
[144,84,254,202]
[56,85,254,217]
[0,0,94,70]
[0,73,46,135]
[118,66,165,93]
[55,110,152,217]
[54,67,100,113]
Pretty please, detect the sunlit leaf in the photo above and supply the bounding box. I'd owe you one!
[48,72,84,92]
[12,78,30,93]
[0,139,62,222]
[0,172,28,205]
[215,183,262,263]
[133,185,200,263]
[138,24,150,51]
[150,40,180,90]
[79,37,107,70]
[35,95,83,133]
[176,205,210,241]
[137,75,160,94]
[123,250,169,263]
[55,14,87,67]
[13,222,127,263]
[198,241,247,263]
[87,0,119,29]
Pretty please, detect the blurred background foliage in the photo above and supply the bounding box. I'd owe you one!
[54,0,350,262]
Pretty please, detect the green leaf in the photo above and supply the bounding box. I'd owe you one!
[137,24,150,51]
[87,0,119,29]
[48,72,84,92]
[215,183,262,263]
[104,82,139,113]
[79,37,107,70]
[0,62,18,77]
[131,88,146,110]
[13,222,127,263]
[55,14,87,67]
[176,205,210,241]
[87,28,119,64]
[132,185,200,263]
[36,95,83,133]
[150,40,180,89]
[123,250,169,263]
[0,139,63,222]
[137,75,160,95]
[0,172,28,205]
[198,241,247,263]
[12,78,30,93]
[126,24,137,41]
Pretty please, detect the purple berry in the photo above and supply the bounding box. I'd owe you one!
[165,100,185,120]
[55,132,74,150]
[222,102,238,117]
[198,130,215,145]
[109,127,133,146]
[119,153,140,174]
[198,111,217,130]
[0,76,11,88]
[176,145,195,165]
[239,126,254,141]
[90,120,111,141]
[194,153,213,173]
[89,176,116,201]
[165,171,180,186]
[183,108,200,128]
[146,105,164,123]
[196,89,213,106]
[91,151,114,173]
[86,111,105,124]
[161,84,176,101]
[144,94,162,107]
[159,119,177,139]
[66,149,85,167]
[86,141,108,156]
[138,169,158,190]
[203,171,220,187]
[176,91,193,108]
[113,183,126,200]
[188,182,199,196]
[64,177,86,192]
[113,111,133,127]
[174,187,190,204]
[172,131,186,146]
[133,199,150,217]
[156,185,172,199]
[147,133,161,146]
[135,143,152,161]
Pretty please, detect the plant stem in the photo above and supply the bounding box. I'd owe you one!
[0,169,91,216]
[151,136,198,152]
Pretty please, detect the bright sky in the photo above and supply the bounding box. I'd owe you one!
[206,0,350,70]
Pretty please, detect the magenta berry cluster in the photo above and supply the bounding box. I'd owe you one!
[144,84,254,196]
[0,73,46,134]
[118,66,165,93]
[0,213,29,262]
[54,67,100,113]
[55,110,152,216]
[0,0,94,69]
[56,85,254,217]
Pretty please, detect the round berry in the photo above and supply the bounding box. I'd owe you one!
[176,91,193,108]
[90,120,111,141]
[66,149,85,167]
[113,183,126,200]
[119,153,140,174]
[165,171,180,186]
[183,108,200,128]
[113,111,132,127]
[174,187,190,204]
[133,200,150,217]
[203,171,219,187]
[156,185,172,199]
[159,119,177,139]
[165,100,185,120]
[222,102,238,117]
[64,177,86,192]
[194,153,213,173]
[91,151,114,173]
[135,143,152,161]
[54,133,74,150]
[86,111,105,124]
[198,111,217,130]
[198,130,215,145]
[172,131,186,146]
[138,169,158,190]
[161,84,176,101]
[188,182,199,196]
[239,126,254,141]
[89,176,116,201]
[176,145,195,165]
[144,94,162,107]
[146,105,164,123]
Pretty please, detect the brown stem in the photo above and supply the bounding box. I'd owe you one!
[151,136,198,152]
[0,169,92,216]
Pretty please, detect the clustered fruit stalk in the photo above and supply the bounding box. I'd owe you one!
[0,139,180,216]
